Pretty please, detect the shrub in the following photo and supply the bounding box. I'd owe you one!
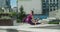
[48,21,59,24]
[17,5,26,23]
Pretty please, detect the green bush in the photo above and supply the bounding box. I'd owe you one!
[17,19,22,23]
[48,21,59,24]
[17,5,26,23]
[9,12,17,16]
[0,8,4,12]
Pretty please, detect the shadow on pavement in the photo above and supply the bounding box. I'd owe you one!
[30,25,60,30]
[7,29,18,32]
[7,29,31,32]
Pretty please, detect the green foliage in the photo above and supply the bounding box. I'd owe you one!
[17,19,22,23]
[17,5,26,23]
[9,12,17,16]
[48,21,59,24]
[0,12,16,15]
[0,8,4,12]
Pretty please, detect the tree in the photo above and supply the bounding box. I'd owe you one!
[0,8,4,12]
[17,5,26,23]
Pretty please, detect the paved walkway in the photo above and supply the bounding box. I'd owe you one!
[17,24,60,32]
[0,24,60,32]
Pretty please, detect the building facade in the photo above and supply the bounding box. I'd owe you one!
[17,0,42,14]
[54,0,60,19]
[0,0,11,13]
[42,0,60,19]
[42,0,58,16]
[12,7,18,12]
[17,0,60,19]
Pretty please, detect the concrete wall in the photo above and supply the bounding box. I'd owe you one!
[55,9,60,19]
[0,19,13,26]
[49,9,60,19]
[55,0,60,19]
[49,10,57,17]
[18,0,42,14]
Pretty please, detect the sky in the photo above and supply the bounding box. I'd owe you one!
[11,0,16,8]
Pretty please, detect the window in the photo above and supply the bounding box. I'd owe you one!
[53,0,55,2]
[54,9,55,11]
[55,4,58,6]
[46,3,49,6]
[53,7,55,11]
[50,3,53,6]
[52,3,55,7]
[46,6,49,9]
[43,8,46,9]
[46,2,49,5]
[50,8,52,11]
[6,0,10,6]
[46,9,49,11]
[43,6,46,8]
[57,0,58,2]
[50,5,52,7]
[46,0,49,2]
[50,0,52,2]
[43,3,46,5]
[42,0,45,2]
[42,9,46,14]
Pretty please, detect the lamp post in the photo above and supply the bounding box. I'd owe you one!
[16,0,18,19]
[17,0,18,13]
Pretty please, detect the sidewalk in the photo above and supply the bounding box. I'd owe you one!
[17,24,60,32]
[0,24,60,32]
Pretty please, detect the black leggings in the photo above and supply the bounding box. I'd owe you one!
[29,21,40,25]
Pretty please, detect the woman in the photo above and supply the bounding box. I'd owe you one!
[23,10,40,25]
